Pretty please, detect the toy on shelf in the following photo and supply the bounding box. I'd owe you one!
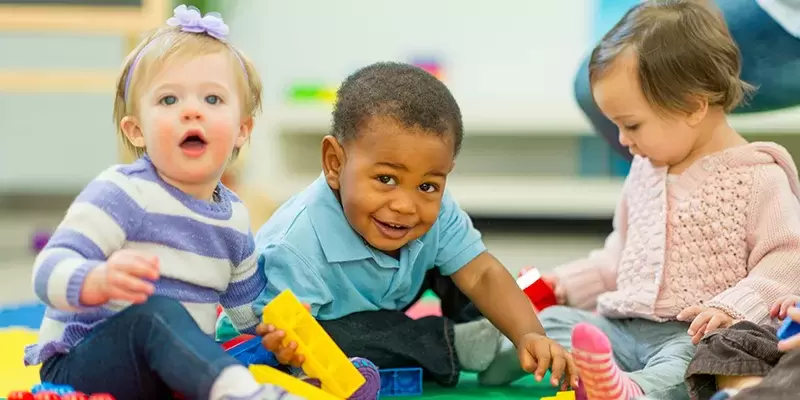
[31,231,50,254]
[252,289,378,400]
[517,267,558,311]
[541,390,576,400]
[777,302,800,340]
[7,382,115,400]
[287,82,337,104]
[378,368,423,397]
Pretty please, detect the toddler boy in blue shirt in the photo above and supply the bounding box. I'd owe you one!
[220,61,576,389]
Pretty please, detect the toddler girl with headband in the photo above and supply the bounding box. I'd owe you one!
[25,5,301,400]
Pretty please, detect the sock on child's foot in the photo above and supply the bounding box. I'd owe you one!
[211,365,301,400]
[478,336,528,386]
[454,319,503,372]
[571,322,644,400]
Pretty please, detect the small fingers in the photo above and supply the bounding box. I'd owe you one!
[687,313,710,336]
[691,322,708,345]
[108,273,154,297]
[704,314,726,334]
[290,353,305,368]
[548,346,566,387]
[275,341,297,365]
[566,353,579,388]
[263,330,285,352]
[677,306,701,322]
[533,343,551,382]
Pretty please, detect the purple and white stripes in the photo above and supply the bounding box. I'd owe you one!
[25,157,266,366]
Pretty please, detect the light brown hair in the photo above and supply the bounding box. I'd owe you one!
[589,0,755,115]
[113,26,263,158]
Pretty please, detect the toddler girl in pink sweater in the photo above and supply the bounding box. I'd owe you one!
[479,1,800,399]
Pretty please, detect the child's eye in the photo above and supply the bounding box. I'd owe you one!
[205,95,221,105]
[419,183,438,193]
[159,95,177,105]
[377,175,396,185]
[624,124,640,131]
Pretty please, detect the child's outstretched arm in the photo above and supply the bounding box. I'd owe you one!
[703,165,800,325]
[219,229,266,336]
[32,168,149,311]
[550,178,630,310]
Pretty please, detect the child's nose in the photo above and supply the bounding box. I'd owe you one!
[181,102,203,121]
[389,193,415,215]
[618,130,632,147]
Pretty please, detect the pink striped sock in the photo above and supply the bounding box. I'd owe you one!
[571,322,644,400]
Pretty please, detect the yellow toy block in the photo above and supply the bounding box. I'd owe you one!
[540,390,575,400]
[249,365,341,400]
[262,290,366,399]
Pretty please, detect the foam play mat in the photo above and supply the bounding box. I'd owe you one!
[0,299,562,399]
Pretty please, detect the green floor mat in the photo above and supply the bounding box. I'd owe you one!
[419,373,562,399]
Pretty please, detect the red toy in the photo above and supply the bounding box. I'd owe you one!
[61,394,89,400]
[33,393,60,400]
[516,267,558,310]
[8,392,34,400]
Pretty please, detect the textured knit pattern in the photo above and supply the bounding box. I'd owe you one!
[555,142,800,324]
[25,156,265,366]
[571,322,644,400]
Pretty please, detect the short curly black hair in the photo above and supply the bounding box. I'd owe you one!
[331,61,464,155]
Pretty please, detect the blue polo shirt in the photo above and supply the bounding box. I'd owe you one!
[252,174,487,320]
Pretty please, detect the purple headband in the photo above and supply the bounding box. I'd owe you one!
[123,4,247,100]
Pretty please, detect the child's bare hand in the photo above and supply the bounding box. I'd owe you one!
[80,250,160,306]
[255,302,311,368]
[677,306,736,344]
[517,333,579,390]
[256,323,305,367]
[770,295,800,320]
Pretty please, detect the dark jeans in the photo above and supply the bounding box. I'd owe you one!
[40,296,240,400]
[575,0,800,160]
[318,269,482,388]
[685,321,800,400]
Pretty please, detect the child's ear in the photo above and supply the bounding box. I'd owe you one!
[121,116,146,149]
[686,97,709,127]
[321,135,345,190]
[236,117,254,148]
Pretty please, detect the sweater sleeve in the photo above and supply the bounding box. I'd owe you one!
[706,164,800,324]
[31,168,145,311]
[553,186,628,310]
[219,228,266,335]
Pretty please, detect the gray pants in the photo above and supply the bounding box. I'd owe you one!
[539,306,694,400]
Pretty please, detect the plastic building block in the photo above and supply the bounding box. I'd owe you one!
[7,392,35,400]
[540,390,576,400]
[224,335,279,367]
[777,302,800,340]
[517,267,558,310]
[378,368,423,397]
[261,290,366,399]
[249,365,340,400]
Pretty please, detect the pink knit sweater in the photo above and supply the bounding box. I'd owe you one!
[555,142,800,325]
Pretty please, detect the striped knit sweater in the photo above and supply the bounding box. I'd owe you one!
[25,156,265,366]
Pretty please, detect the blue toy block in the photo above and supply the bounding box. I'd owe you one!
[225,336,280,367]
[379,367,423,396]
[32,383,75,395]
[777,302,800,340]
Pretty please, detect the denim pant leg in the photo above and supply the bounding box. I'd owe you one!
[40,296,239,400]
[628,319,693,400]
[538,306,642,372]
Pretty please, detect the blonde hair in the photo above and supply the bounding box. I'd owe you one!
[113,26,263,158]
[589,0,755,115]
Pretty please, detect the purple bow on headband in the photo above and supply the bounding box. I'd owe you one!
[167,4,230,40]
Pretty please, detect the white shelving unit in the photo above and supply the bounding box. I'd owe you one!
[253,102,800,220]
